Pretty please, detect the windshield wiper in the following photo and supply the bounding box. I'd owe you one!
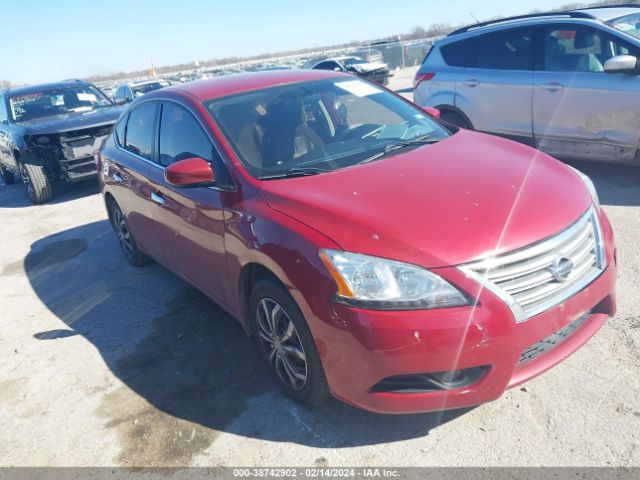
[356,136,439,166]
[260,167,332,180]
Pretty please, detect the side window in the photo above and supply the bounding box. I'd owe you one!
[441,40,476,67]
[159,102,233,188]
[124,103,157,160]
[0,96,7,123]
[542,27,624,73]
[476,29,532,70]
[158,103,212,167]
[114,113,128,147]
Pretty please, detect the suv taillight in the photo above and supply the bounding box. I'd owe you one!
[414,72,435,90]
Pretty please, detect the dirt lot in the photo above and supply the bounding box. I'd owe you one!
[0,73,639,467]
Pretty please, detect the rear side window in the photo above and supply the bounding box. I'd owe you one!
[476,29,532,70]
[441,40,475,67]
[124,103,157,160]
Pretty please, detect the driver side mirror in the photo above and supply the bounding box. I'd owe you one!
[113,97,128,106]
[421,106,441,119]
[165,157,215,187]
[604,55,639,74]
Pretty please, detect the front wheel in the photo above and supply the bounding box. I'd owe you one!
[19,154,53,204]
[250,278,330,407]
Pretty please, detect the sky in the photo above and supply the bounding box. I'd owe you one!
[0,0,568,84]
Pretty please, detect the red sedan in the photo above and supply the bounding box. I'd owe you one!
[96,70,616,414]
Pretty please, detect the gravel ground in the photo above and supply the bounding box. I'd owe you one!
[0,69,639,467]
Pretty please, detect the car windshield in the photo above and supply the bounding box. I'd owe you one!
[205,78,451,179]
[607,13,640,40]
[132,81,169,97]
[8,85,112,122]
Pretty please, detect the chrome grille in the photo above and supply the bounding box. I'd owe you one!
[459,208,606,322]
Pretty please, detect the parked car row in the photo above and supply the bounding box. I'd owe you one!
[414,5,640,165]
[0,6,625,415]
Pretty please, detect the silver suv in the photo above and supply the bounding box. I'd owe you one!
[414,6,640,164]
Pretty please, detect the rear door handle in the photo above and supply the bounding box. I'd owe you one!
[112,172,123,183]
[463,79,480,87]
[151,191,166,205]
[540,82,564,91]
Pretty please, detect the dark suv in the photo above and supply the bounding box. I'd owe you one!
[0,80,124,203]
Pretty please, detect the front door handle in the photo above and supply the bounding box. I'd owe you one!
[151,191,166,205]
[112,172,123,183]
[540,82,564,91]
[463,79,480,87]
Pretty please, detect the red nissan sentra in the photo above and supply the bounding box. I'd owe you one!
[96,70,616,414]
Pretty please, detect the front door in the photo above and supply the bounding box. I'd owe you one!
[533,25,640,162]
[146,101,233,306]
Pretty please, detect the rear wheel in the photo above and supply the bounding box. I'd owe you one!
[19,153,53,204]
[250,278,330,407]
[0,163,16,185]
[108,201,150,267]
[441,110,473,130]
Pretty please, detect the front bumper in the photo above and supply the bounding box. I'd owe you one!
[297,210,617,414]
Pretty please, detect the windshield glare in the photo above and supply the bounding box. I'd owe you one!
[608,13,640,40]
[206,78,451,179]
[9,85,112,122]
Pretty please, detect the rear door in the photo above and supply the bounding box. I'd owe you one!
[455,27,535,143]
[145,101,234,306]
[102,102,164,261]
[533,24,640,162]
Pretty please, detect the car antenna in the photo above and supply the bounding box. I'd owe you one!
[468,11,480,24]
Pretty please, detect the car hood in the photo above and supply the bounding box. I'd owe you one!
[16,106,125,134]
[351,62,388,73]
[262,130,593,268]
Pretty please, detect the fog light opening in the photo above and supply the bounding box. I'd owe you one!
[370,365,491,394]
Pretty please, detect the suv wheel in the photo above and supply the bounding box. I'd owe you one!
[108,201,150,267]
[250,278,330,407]
[0,163,16,185]
[441,111,473,130]
[19,153,53,204]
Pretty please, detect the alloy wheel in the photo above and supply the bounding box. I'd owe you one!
[256,298,308,390]
[112,207,134,259]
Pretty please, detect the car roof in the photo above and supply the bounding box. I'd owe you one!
[445,5,640,40]
[575,6,640,22]
[3,80,90,96]
[129,79,168,87]
[160,70,344,102]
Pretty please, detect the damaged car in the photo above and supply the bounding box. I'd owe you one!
[0,80,124,203]
[307,56,392,85]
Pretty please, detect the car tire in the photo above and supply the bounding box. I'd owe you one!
[108,201,150,267]
[441,111,473,130]
[18,153,53,204]
[0,163,16,185]
[250,278,330,407]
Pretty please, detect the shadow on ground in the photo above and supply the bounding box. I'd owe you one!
[567,160,640,207]
[17,220,469,455]
[0,178,99,208]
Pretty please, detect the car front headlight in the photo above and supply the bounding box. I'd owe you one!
[569,165,600,208]
[319,249,469,310]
